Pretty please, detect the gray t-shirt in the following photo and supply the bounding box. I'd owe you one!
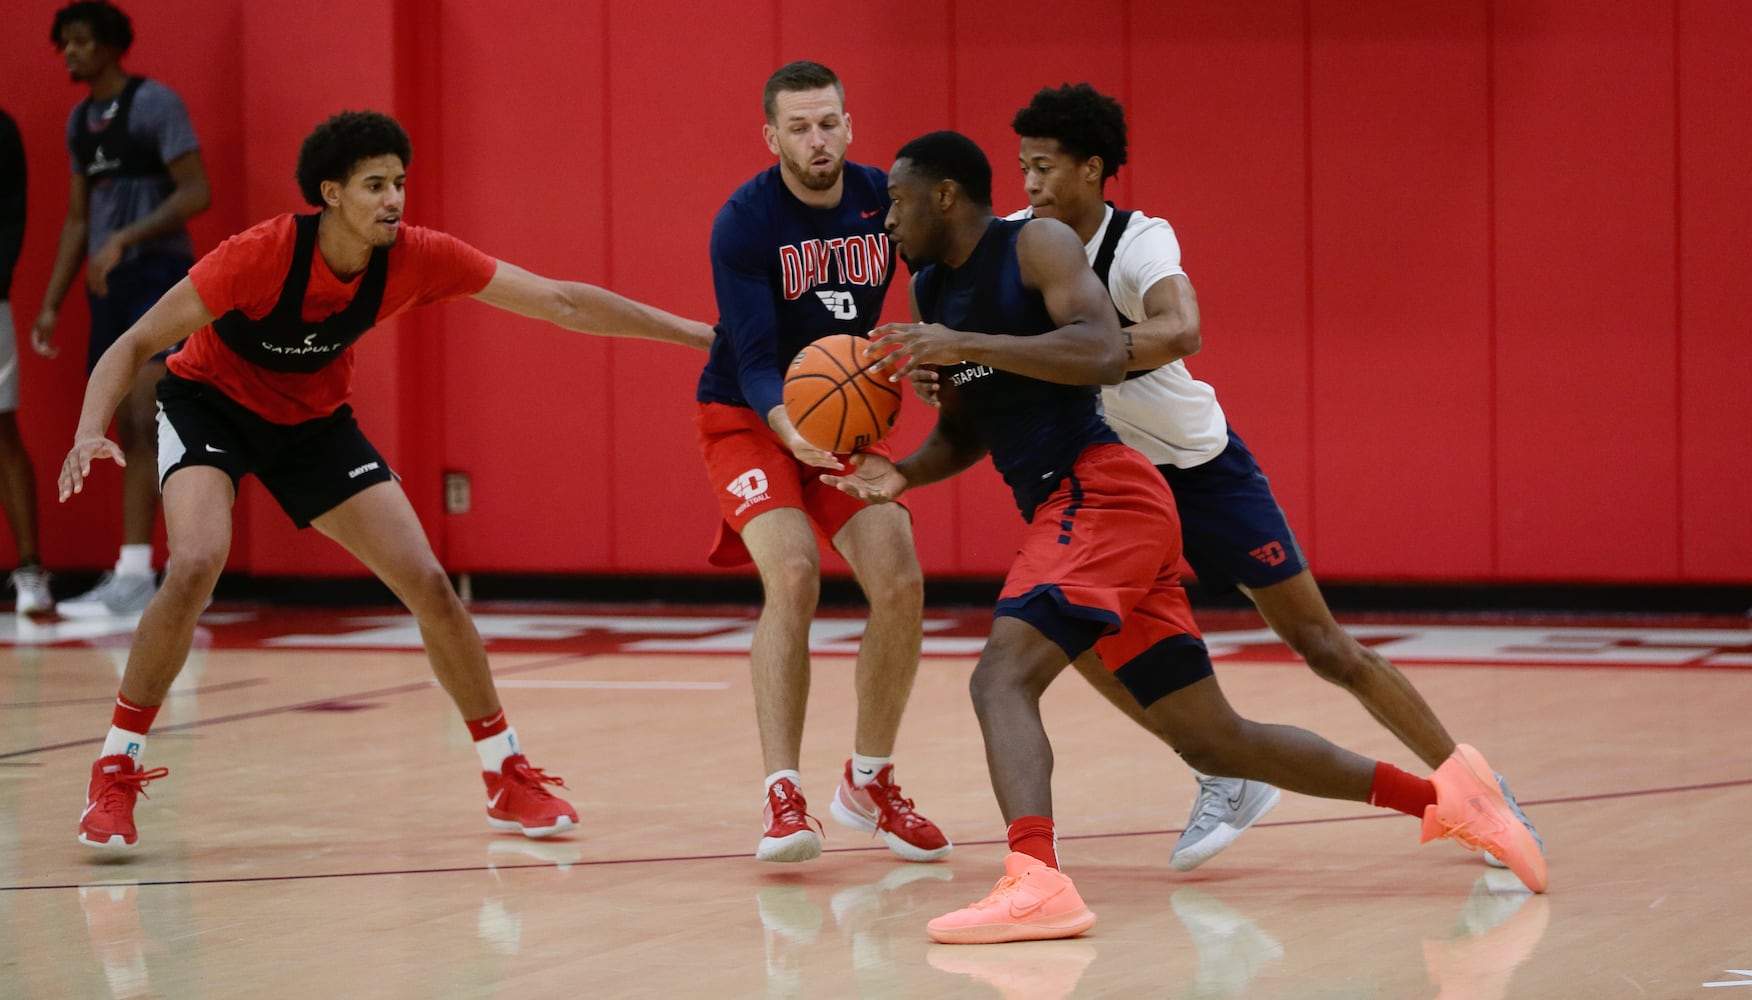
[65,77,200,264]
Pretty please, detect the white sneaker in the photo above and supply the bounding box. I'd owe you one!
[9,565,53,616]
[57,572,157,618]
[1170,774,1281,872]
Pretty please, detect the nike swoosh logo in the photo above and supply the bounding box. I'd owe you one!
[81,801,99,821]
[1227,792,1245,810]
[1008,892,1051,919]
[861,208,881,218]
[205,444,226,453]
[487,790,505,809]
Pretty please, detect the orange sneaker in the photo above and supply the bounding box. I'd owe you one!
[1421,745,1549,893]
[927,853,1097,944]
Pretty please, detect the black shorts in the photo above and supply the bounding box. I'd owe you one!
[155,373,397,528]
[1160,428,1309,594]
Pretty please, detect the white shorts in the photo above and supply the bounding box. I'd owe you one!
[0,301,20,414]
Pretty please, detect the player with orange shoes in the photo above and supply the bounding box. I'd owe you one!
[826,130,1546,944]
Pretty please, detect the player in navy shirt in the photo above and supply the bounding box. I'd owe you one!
[828,131,1547,943]
[691,62,948,865]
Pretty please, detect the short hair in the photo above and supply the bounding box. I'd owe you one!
[51,1,134,53]
[763,61,843,123]
[1011,83,1129,180]
[894,131,992,208]
[295,111,414,207]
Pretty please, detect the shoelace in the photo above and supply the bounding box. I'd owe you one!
[95,766,170,810]
[769,786,825,836]
[867,781,931,833]
[1187,777,1234,828]
[967,873,1026,911]
[507,762,568,797]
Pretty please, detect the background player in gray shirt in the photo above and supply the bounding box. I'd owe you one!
[31,0,210,617]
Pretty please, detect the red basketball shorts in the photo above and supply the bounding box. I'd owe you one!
[695,401,905,567]
[995,443,1212,703]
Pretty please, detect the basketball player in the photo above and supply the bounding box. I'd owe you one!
[695,61,948,864]
[36,1,212,616]
[825,131,1546,944]
[998,82,1542,873]
[59,110,714,851]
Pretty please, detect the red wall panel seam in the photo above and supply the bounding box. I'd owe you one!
[1485,0,1499,575]
[1672,0,1686,577]
[1302,0,1317,553]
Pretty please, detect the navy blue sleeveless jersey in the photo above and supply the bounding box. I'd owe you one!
[697,162,895,417]
[914,219,1119,521]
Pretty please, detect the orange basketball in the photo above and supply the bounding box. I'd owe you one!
[782,334,902,453]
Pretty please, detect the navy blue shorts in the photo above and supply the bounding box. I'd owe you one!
[1159,427,1307,594]
[87,251,193,374]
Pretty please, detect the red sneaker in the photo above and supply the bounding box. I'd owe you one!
[830,761,952,862]
[757,777,824,862]
[484,754,578,839]
[78,755,169,850]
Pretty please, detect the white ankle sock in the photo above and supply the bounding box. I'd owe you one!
[850,753,890,788]
[764,769,802,793]
[474,726,521,772]
[116,545,154,578]
[102,726,148,761]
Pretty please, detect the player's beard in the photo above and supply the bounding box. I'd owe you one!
[781,148,844,192]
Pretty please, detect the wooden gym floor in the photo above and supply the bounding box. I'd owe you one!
[2,603,1749,998]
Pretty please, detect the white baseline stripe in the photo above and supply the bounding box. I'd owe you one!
[491,680,729,691]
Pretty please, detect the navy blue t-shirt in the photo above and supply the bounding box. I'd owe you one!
[697,162,895,417]
[915,219,1118,521]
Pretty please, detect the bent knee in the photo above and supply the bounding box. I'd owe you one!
[760,551,820,601]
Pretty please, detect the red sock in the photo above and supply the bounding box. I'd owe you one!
[1007,815,1058,869]
[1369,761,1439,818]
[465,709,509,742]
[112,694,160,735]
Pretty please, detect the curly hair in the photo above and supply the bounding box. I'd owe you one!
[1010,83,1128,180]
[294,111,413,207]
[51,1,134,53]
[894,131,992,209]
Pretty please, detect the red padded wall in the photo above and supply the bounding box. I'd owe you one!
[0,0,1745,585]
[1676,0,1752,581]
[1491,0,1679,581]
[1308,1,1495,579]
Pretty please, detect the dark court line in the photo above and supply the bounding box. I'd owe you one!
[0,678,267,710]
[0,653,595,761]
[5,777,1746,894]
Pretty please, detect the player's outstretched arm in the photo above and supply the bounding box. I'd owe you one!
[60,278,214,500]
[472,260,714,350]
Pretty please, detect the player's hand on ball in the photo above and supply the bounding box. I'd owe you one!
[867,323,967,381]
[59,436,126,501]
[822,452,906,503]
[907,366,941,408]
[766,404,843,470]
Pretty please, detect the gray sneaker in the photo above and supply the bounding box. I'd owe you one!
[1170,774,1282,872]
[9,565,54,617]
[1482,773,1544,869]
[57,572,157,618]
